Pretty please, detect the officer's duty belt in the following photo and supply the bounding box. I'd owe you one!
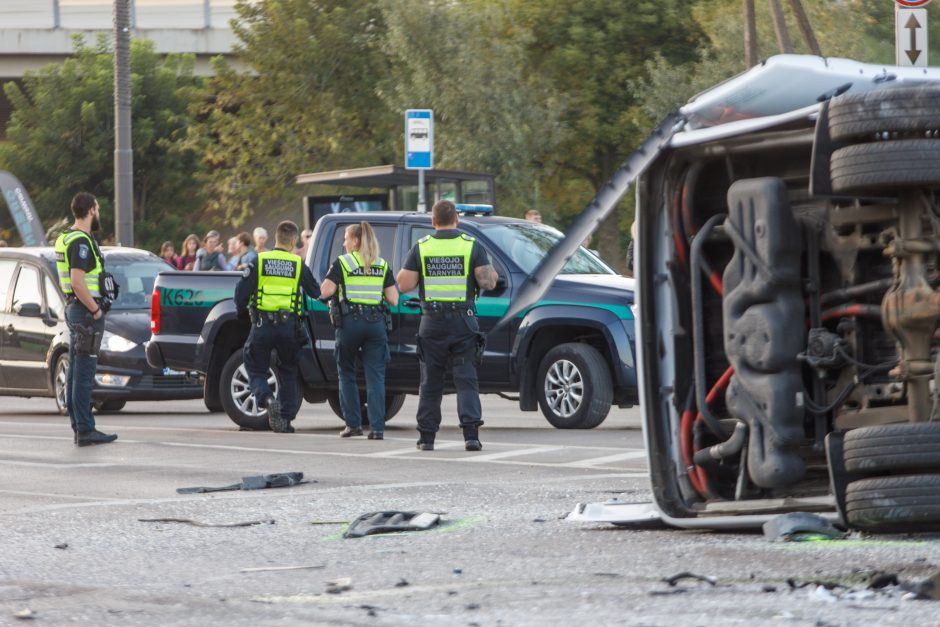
[346,303,384,315]
[66,295,103,306]
[253,309,298,325]
[421,302,475,318]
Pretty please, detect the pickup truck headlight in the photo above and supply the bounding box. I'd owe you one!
[101,331,137,353]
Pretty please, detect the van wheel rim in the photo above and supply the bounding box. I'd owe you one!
[232,364,278,417]
[55,357,69,411]
[545,359,583,418]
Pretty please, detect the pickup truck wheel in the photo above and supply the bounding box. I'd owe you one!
[327,391,404,426]
[843,423,940,476]
[845,474,940,532]
[220,351,278,430]
[536,343,612,429]
[93,400,126,413]
[53,352,69,416]
[827,87,940,142]
[830,139,940,195]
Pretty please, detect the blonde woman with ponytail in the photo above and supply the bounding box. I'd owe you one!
[319,222,399,439]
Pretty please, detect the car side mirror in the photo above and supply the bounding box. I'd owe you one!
[14,302,42,317]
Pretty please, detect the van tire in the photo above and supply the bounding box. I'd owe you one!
[537,343,612,429]
[219,351,277,431]
[828,87,940,142]
[327,391,404,427]
[830,139,940,195]
[843,422,940,476]
[845,474,940,532]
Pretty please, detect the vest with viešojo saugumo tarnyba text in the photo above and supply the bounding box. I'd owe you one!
[338,251,388,305]
[253,250,302,314]
[54,229,103,298]
[417,233,475,302]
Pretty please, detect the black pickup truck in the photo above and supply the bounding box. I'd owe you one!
[146,212,637,430]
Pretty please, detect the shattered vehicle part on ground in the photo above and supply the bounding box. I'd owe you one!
[175,472,306,494]
[555,55,940,532]
[343,512,441,538]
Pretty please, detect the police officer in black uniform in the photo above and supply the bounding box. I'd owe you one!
[397,200,498,451]
[54,192,118,446]
[235,220,320,433]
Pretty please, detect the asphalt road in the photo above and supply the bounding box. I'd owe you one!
[1,395,939,626]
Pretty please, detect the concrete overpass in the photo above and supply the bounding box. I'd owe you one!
[0,0,254,137]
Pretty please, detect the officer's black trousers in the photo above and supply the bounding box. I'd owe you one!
[244,320,301,421]
[415,314,484,434]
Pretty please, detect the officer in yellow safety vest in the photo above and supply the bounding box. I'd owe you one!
[235,221,320,432]
[54,192,118,447]
[397,200,498,451]
[319,222,399,439]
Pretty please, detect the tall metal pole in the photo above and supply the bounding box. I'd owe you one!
[113,0,134,246]
[417,169,426,213]
[787,0,821,56]
[743,0,759,69]
[768,0,793,54]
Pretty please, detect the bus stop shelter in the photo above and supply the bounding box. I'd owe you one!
[294,165,495,228]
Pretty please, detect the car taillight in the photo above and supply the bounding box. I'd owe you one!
[151,287,160,334]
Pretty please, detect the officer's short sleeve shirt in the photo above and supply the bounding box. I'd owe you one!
[66,232,98,273]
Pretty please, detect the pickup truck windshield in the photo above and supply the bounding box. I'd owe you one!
[478,223,614,275]
[105,257,175,310]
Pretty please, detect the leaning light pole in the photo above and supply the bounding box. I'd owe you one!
[113,0,134,246]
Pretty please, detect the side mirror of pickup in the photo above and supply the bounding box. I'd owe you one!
[14,302,42,318]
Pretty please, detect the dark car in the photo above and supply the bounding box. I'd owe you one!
[0,246,203,414]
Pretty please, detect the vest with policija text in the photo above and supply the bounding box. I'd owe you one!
[417,233,475,302]
[338,251,388,305]
[54,229,103,298]
[254,249,302,314]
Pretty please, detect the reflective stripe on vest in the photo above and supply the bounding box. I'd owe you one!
[54,230,102,297]
[338,251,387,305]
[417,234,474,302]
[254,250,302,313]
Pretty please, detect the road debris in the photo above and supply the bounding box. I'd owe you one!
[343,511,441,538]
[53,542,68,550]
[762,512,847,542]
[394,578,410,588]
[325,577,352,594]
[176,472,307,494]
[139,518,275,528]
[240,565,324,573]
[663,572,716,587]
[13,608,35,620]
[309,520,348,526]
[901,569,940,600]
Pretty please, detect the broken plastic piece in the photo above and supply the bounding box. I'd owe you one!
[13,608,35,620]
[326,577,352,594]
[663,572,716,587]
[240,565,324,573]
[343,511,441,538]
[53,543,68,550]
[176,472,306,494]
[762,512,847,542]
[901,569,940,600]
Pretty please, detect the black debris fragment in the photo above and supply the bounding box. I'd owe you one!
[762,512,846,542]
[787,578,844,591]
[649,588,687,596]
[176,472,307,494]
[53,543,68,550]
[139,518,275,528]
[326,578,352,594]
[343,512,440,538]
[394,579,410,588]
[868,572,899,590]
[762,585,777,593]
[465,603,480,610]
[532,518,547,523]
[663,572,716,587]
[359,604,378,617]
[593,573,621,578]
[453,568,463,575]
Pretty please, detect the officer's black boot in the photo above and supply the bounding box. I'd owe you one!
[463,427,482,452]
[266,396,288,433]
[416,431,435,451]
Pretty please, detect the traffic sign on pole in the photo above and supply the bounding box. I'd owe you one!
[896,7,928,67]
[894,0,930,7]
[405,110,433,170]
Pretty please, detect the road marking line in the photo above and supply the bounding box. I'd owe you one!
[462,446,563,462]
[561,451,649,468]
[0,460,117,469]
[0,489,122,501]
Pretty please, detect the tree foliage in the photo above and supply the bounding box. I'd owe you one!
[1,36,203,249]
[186,0,397,226]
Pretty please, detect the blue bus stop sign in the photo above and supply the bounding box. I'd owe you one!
[405,109,433,170]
